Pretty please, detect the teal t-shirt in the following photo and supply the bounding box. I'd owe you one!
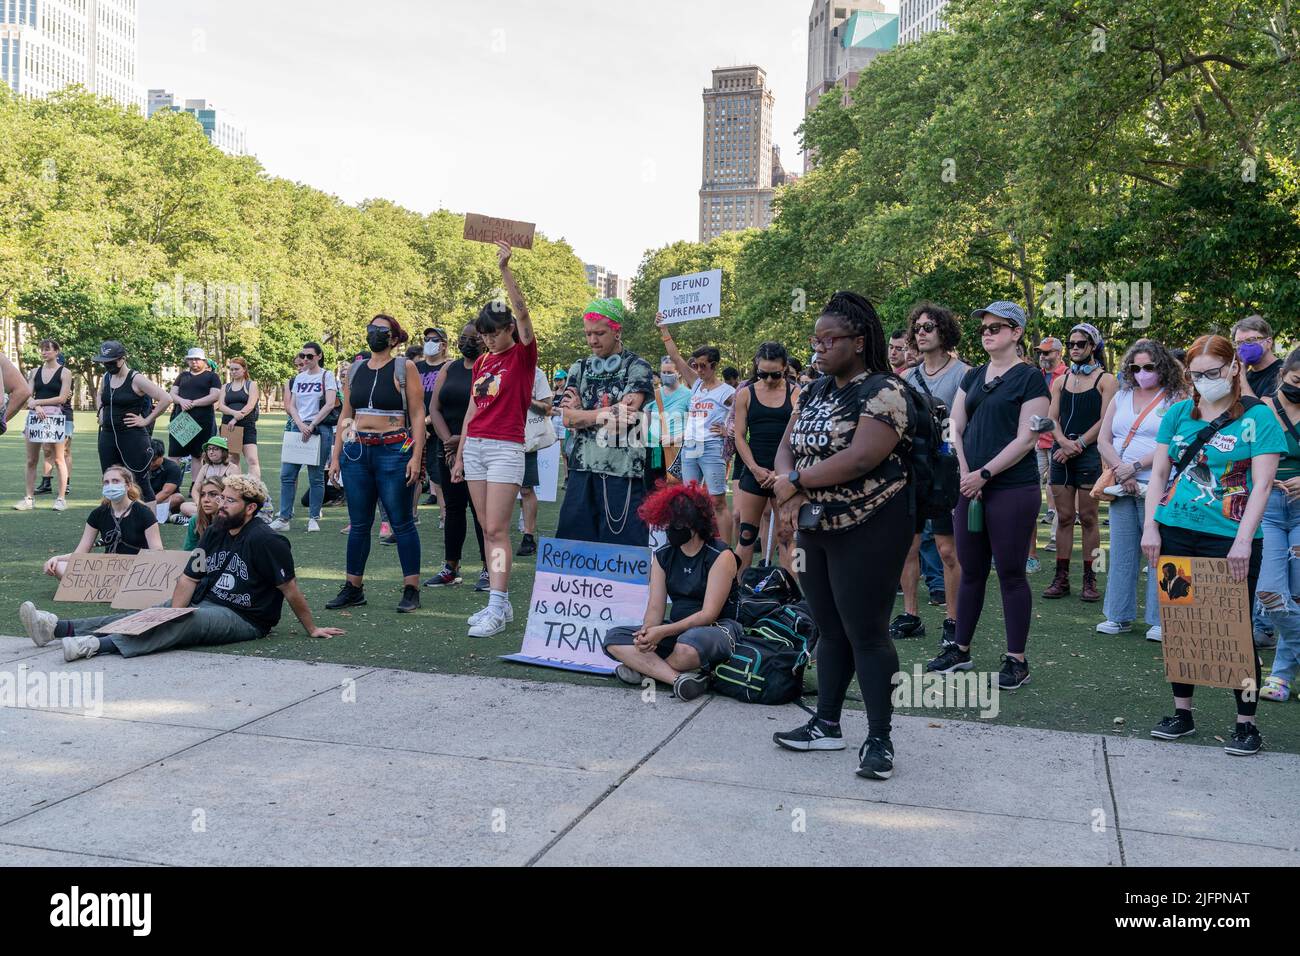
[1155,399,1287,539]
[1268,397,1300,481]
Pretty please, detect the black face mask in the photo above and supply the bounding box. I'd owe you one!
[666,525,693,547]
[367,326,392,352]
[459,336,482,360]
[107,359,124,374]
[1282,383,1300,405]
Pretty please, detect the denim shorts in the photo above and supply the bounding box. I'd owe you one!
[463,436,525,485]
[681,439,728,495]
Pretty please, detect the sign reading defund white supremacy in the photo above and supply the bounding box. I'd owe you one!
[502,538,651,675]
[657,269,723,324]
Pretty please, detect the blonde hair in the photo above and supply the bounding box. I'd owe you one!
[222,474,270,508]
[101,466,143,506]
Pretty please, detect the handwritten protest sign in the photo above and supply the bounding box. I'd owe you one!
[658,269,723,325]
[1158,555,1255,691]
[220,423,244,451]
[281,431,321,466]
[111,550,197,610]
[464,213,536,250]
[54,554,138,604]
[502,537,651,675]
[168,411,202,447]
[26,412,67,443]
[95,606,196,637]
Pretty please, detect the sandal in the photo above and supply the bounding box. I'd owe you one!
[1260,676,1291,702]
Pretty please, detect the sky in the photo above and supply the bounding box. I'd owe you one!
[140,0,899,277]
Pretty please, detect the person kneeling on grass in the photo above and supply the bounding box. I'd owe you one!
[21,475,344,662]
[602,481,741,701]
[43,466,164,580]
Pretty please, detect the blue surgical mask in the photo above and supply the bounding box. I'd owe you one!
[662,373,678,388]
[103,484,126,502]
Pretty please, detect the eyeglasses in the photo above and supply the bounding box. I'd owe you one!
[1236,335,1267,345]
[1189,364,1232,382]
[1129,363,1158,374]
[1067,339,1093,350]
[810,334,857,351]
[979,323,1011,337]
[913,322,938,334]
[218,494,254,506]
[754,370,784,381]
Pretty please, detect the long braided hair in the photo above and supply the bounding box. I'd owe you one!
[820,291,889,376]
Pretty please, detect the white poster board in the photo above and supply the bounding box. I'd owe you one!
[26,412,67,443]
[534,441,561,503]
[658,269,723,324]
[281,431,322,466]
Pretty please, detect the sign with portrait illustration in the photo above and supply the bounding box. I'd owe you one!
[1158,555,1256,691]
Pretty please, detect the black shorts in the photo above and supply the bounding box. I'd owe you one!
[1050,446,1103,488]
[738,468,773,498]
[917,505,955,536]
[523,450,539,488]
[169,419,216,459]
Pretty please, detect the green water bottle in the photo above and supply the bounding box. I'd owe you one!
[967,497,985,533]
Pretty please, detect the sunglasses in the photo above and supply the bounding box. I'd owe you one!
[980,323,1011,337]
[754,370,784,381]
[913,322,938,334]
[1129,363,1158,374]
[1067,339,1093,350]
[297,353,317,361]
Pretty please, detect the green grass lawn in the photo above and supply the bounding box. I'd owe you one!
[4,412,1298,753]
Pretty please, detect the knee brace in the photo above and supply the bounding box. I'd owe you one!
[738,522,760,548]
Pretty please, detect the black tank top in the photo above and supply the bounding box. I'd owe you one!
[32,366,65,403]
[350,359,404,416]
[439,360,474,435]
[222,381,257,423]
[1060,371,1103,441]
[101,369,149,429]
[743,382,793,470]
[656,539,740,624]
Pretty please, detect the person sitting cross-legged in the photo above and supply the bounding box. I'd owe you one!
[602,481,741,701]
[20,476,344,661]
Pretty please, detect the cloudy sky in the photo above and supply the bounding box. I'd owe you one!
[140,0,898,276]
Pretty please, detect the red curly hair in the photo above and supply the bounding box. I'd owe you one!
[638,481,718,541]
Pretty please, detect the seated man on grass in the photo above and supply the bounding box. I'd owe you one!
[602,481,741,701]
[21,476,344,661]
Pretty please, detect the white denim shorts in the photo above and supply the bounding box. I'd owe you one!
[463,436,526,485]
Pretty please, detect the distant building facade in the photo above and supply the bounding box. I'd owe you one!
[899,0,949,45]
[148,89,248,156]
[1,0,140,110]
[699,65,775,242]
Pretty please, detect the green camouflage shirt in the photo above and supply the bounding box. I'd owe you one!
[563,350,655,479]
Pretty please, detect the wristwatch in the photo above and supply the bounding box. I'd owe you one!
[980,468,993,481]
[788,470,804,491]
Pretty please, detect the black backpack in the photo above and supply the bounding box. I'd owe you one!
[711,602,818,706]
[885,372,959,519]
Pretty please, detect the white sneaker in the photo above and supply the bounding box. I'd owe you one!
[1146,625,1163,643]
[20,601,57,647]
[269,518,291,532]
[307,519,321,533]
[467,603,514,627]
[61,635,100,662]
[52,498,67,512]
[13,496,33,511]
[1096,620,1133,635]
[468,607,510,638]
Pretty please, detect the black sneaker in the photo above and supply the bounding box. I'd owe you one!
[889,613,925,640]
[396,585,420,614]
[942,618,957,643]
[928,590,946,607]
[856,737,894,780]
[1150,711,1196,740]
[998,655,1030,689]
[34,478,52,496]
[380,533,397,546]
[475,570,490,592]
[1224,722,1262,756]
[516,534,537,557]
[773,716,846,752]
[926,641,972,673]
[673,671,710,701]
[423,565,462,588]
[326,583,367,610]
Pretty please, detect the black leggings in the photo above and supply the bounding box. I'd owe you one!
[800,491,913,738]
[1159,523,1264,719]
[442,475,485,567]
[98,425,154,485]
[953,484,1040,654]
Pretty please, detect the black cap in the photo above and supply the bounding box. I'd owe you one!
[93,341,126,363]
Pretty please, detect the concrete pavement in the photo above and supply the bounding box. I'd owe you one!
[1,634,1296,866]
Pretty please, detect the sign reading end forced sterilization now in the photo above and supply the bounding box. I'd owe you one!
[658,269,723,324]
[502,537,651,675]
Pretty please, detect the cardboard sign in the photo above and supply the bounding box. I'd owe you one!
[111,550,197,610]
[464,213,536,250]
[168,411,202,447]
[502,537,651,675]
[220,423,245,450]
[658,269,723,324]
[96,606,196,637]
[26,412,67,443]
[1158,555,1256,691]
[54,553,138,604]
[281,431,322,466]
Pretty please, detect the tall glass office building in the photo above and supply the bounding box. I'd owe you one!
[0,0,140,110]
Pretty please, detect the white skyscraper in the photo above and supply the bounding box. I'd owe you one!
[898,0,949,45]
[0,0,140,110]
[148,90,249,156]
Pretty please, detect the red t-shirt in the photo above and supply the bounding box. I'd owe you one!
[467,337,538,444]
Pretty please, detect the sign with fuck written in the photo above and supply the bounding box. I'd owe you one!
[502,537,651,675]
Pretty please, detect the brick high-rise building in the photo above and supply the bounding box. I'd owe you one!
[0,0,140,110]
[699,65,775,243]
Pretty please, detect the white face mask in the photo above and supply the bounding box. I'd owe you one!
[424,341,443,358]
[1196,376,1234,403]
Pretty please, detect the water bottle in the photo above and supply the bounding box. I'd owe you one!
[967,497,985,533]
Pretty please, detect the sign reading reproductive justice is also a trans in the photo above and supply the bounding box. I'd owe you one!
[502,538,651,675]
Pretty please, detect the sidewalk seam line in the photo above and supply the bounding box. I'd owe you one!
[525,696,713,867]
[0,837,169,867]
[1101,737,1126,866]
